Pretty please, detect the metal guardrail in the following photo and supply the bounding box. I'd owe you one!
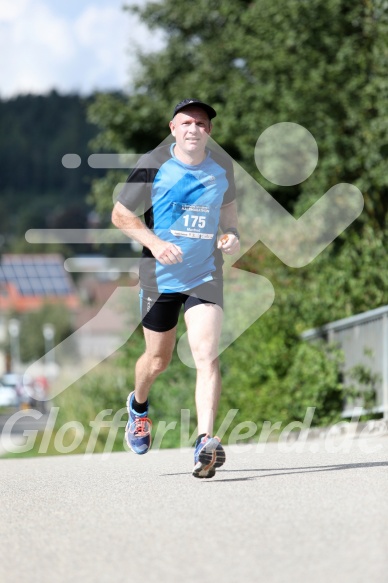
[302,305,388,419]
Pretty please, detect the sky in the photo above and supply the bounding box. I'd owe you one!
[0,0,165,98]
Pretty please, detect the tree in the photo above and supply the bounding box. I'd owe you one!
[0,92,101,252]
[83,0,388,436]
[89,0,388,225]
[17,303,74,363]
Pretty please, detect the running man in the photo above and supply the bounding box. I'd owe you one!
[112,99,240,478]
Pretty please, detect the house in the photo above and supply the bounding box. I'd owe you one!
[0,254,79,312]
[73,273,137,362]
[0,253,135,368]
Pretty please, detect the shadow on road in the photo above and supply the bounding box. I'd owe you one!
[162,460,388,482]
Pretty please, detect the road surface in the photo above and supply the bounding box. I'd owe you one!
[0,431,387,583]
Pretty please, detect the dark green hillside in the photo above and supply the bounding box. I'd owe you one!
[0,91,104,251]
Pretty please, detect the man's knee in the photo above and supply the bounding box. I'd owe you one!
[191,347,219,370]
[147,353,172,376]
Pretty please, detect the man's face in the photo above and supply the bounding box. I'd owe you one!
[169,107,212,156]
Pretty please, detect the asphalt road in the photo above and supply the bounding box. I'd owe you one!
[1,432,387,583]
[0,410,51,455]
[0,410,50,433]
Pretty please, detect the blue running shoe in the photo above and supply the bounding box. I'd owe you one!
[125,391,152,455]
[192,434,226,479]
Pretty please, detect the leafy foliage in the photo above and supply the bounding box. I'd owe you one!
[77,0,388,446]
[15,303,74,363]
[90,0,388,225]
[48,220,387,452]
[8,0,388,455]
[343,350,381,414]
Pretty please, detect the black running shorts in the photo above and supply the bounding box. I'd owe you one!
[140,279,223,332]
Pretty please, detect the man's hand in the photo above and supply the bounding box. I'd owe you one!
[151,239,184,265]
[217,233,240,255]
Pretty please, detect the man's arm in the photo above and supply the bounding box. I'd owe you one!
[217,201,240,255]
[112,201,183,265]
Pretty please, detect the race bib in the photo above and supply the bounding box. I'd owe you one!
[170,202,215,239]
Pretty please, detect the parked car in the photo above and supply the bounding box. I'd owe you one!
[0,373,48,411]
[0,382,19,407]
[1,373,23,388]
[1,374,31,407]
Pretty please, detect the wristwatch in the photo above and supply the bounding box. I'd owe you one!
[224,227,240,240]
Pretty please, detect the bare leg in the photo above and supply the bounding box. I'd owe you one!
[184,303,223,435]
[134,327,177,403]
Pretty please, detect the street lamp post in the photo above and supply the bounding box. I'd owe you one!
[8,318,21,371]
[42,323,55,365]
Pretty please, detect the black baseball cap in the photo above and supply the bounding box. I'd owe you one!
[172,99,217,120]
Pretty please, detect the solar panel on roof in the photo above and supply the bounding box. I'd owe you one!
[53,279,72,293]
[28,278,44,293]
[17,277,33,292]
[14,266,28,277]
[40,278,55,291]
[0,256,76,298]
[2,266,14,278]
[35,265,50,276]
[25,265,38,277]
[45,266,62,278]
